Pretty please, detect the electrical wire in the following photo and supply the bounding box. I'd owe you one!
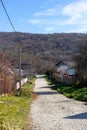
[0,0,22,92]
[0,0,16,32]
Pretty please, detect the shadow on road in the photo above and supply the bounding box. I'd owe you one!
[33,91,58,95]
[64,112,87,119]
[39,85,55,89]
[84,103,87,105]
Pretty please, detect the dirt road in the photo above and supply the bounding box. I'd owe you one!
[30,76,87,130]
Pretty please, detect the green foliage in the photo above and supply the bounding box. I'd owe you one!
[57,84,87,101]
[0,78,35,130]
[47,76,87,101]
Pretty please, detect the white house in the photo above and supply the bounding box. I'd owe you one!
[56,61,75,83]
[56,61,69,75]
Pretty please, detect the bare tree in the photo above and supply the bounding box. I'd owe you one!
[74,40,87,82]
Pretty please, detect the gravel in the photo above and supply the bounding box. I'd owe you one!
[30,77,87,130]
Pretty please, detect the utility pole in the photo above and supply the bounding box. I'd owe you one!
[19,39,22,95]
[19,35,25,94]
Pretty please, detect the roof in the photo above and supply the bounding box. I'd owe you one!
[55,61,66,67]
[57,65,69,72]
[13,68,27,76]
[0,64,14,75]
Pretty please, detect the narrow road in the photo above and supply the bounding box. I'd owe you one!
[30,76,87,130]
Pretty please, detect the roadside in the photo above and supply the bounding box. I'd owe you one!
[47,77,87,101]
[0,78,35,130]
[30,76,87,130]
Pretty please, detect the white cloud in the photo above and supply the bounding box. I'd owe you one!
[62,1,87,24]
[28,0,87,33]
[34,7,59,16]
[44,27,55,31]
[28,19,44,25]
[63,1,87,16]
[66,25,87,33]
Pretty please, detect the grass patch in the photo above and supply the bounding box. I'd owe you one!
[57,85,87,101]
[0,78,35,130]
[46,77,87,101]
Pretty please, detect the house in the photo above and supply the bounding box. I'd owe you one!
[56,61,69,76]
[0,64,15,94]
[55,61,75,84]
[14,69,27,77]
[21,62,34,77]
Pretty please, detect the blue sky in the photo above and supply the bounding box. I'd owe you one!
[0,0,87,34]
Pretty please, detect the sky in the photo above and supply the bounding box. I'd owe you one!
[0,0,87,34]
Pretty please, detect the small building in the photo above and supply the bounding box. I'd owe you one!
[56,61,69,76]
[55,61,75,84]
[0,64,15,94]
[21,62,34,77]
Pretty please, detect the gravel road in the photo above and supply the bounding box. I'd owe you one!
[30,76,87,130]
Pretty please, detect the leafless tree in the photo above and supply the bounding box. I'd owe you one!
[74,40,87,82]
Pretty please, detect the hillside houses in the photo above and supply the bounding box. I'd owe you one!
[55,61,76,84]
[56,61,69,76]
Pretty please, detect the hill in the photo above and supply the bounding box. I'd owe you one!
[0,32,86,72]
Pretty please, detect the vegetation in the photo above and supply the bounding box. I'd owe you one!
[0,78,35,130]
[0,32,86,72]
[47,77,87,101]
[74,40,87,83]
[57,84,87,101]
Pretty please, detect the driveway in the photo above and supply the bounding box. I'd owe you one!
[30,76,87,130]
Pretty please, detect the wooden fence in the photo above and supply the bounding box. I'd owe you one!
[52,73,76,84]
[0,75,15,95]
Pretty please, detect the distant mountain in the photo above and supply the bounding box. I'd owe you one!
[0,32,86,72]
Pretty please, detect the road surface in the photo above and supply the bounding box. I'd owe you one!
[30,76,87,130]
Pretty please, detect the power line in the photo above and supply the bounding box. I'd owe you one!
[0,0,22,94]
[0,0,16,32]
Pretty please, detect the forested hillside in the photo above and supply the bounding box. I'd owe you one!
[0,32,86,72]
